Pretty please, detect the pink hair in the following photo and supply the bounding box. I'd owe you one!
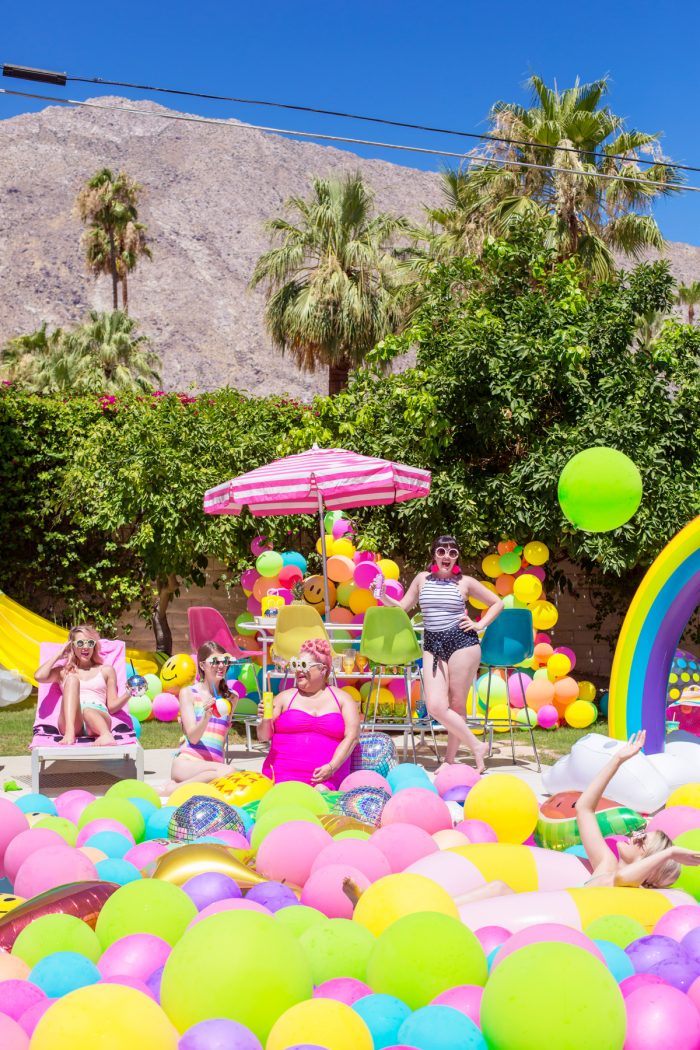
[62,624,103,676]
[300,638,332,674]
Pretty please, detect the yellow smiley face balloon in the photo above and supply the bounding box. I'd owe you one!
[160,653,197,694]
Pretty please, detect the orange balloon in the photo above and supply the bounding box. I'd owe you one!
[495,574,515,596]
[329,606,354,624]
[497,539,517,555]
[553,676,579,705]
[533,642,554,665]
[327,555,355,584]
[524,678,556,711]
[253,574,280,601]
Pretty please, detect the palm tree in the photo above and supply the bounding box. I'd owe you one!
[76,170,151,312]
[430,76,683,280]
[676,281,700,324]
[250,173,412,393]
[2,311,160,393]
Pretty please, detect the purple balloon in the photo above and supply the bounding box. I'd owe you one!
[442,786,470,804]
[646,958,700,992]
[626,935,692,973]
[146,965,165,1003]
[183,872,243,911]
[682,926,700,963]
[246,881,298,913]
[179,1018,263,1050]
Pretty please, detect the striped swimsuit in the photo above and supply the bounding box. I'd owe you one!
[419,577,479,673]
[176,686,230,763]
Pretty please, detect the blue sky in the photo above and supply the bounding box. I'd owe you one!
[3,0,700,243]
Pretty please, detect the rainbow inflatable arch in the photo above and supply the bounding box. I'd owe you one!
[609,515,700,754]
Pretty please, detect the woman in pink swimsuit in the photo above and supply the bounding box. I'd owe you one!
[258,638,360,790]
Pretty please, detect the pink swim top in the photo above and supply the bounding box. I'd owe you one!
[262,689,350,790]
[77,671,108,710]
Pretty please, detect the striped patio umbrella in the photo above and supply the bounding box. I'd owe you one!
[204,445,431,616]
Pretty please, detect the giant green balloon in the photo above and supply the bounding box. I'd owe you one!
[481,942,625,1050]
[558,448,642,532]
[672,829,700,900]
[95,879,197,949]
[300,918,375,984]
[256,781,330,820]
[77,798,145,843]
[160,910,313,1040]
[366,912,487,1009]
[584,914,647,948]
[12,913,101,966]
[275,905,326,939]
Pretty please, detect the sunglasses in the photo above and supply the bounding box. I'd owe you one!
[205,656,233,668]
[73,639,97,650]
[289,657,325,673]
[435,547,459,559]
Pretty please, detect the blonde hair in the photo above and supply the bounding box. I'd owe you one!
[62,625,102,677]
[640,830,681,888]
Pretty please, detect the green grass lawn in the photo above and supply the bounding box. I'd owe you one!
[0,697,606,763]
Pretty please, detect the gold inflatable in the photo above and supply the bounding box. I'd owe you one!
[148,843,300,893]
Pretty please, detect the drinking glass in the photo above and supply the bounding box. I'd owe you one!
[341,650,356,674]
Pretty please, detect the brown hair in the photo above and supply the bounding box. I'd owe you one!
[62,625,103,677]
[428,535,463,580]
[197,641,232,699]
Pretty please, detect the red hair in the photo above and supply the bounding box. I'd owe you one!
[300,638,332,674]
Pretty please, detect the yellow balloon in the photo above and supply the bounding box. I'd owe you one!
[488,703,513,732]
[481,554,503,579]
[167,782,226,807]
[564,700,597,729]
[213,770,273,807]
[469,580,497,610]
[547,653,572,679]
[463,774,538,844]
[666,784,700,810]
[530,600,559,631]
[353,873,459,936]
[577,680,596,703]
[159,653,196,694]
[0,892,24,917]
[31,984,178,1050]
[332,538,356,559]
[523,541,550,566]
[349,588,376,615]
[150,843,275,891]
[512,574,543,605]
[267,997,373,1050]
[316,534,335,556]
[377,558,400,581]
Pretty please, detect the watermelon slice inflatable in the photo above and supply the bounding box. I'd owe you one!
[535,790,645,851]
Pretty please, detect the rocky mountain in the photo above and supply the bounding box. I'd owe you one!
[1,96,699,397]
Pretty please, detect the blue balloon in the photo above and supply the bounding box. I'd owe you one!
[132,717,142,739]
[486,947,500,972]
[599,690,609,717]
[353,993,411,1049]
[230,805,254,836]
[85,831,133,859]
[393,777,439,795]
[30,951,101,997]
[387,763,431,791]
[126,797,158,822]
[15,793,57,815]
[145,806,177,840]
[95,858,142,885]
[593,939,635,982]
[564,844,588,857]
[281,551,307,573]
[398,1004,487,1050]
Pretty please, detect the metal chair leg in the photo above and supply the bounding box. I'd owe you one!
[505,667,517,766]
[523,697,541,771]
[403,666,417,763]
[484,669,493,756]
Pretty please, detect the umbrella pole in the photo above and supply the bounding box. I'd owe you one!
[316,488,332,623]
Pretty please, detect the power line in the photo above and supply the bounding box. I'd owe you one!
[3,87,699,195]
[2,61,697,177]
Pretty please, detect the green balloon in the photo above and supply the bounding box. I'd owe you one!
[366,912,487,1009]
[144,673,162,700]
[558,447,642,533]
[33,816,78,846]
[481,942,625,1050]
[324,510,346,532]
[334,830,372,841]
[234,697,258,716]
[128,694,152,722]
[499,552,521,574]
[78,798,146,843]
[256,781,330,820]
[673,829,700,899]
[160,910,313,1042]
[96,879,197,949]
[250,806,323,851]
[300,918,375,984]
[235,613,257,637]
[256,550,283,578]
[12,913,101,966]
[584,914,648,948]
[106,779,161,809]
[237,663,261,695]
[274,905,327,938]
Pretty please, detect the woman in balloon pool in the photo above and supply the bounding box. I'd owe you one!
[257,638,360,790]
[377,535,503,774]
[163,641,240,792]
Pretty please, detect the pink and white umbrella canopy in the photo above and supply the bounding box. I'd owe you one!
[203,445,431,517]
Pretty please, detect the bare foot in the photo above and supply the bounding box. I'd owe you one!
[473,742,489,774]
[60,733,76,746]
[94,732,116,746]
[437,760,457,775]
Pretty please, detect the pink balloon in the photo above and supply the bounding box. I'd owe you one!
[431,984,483,1026]
[383,580,404,601]
[99,975,157,1000]
[434,765,480,797]
[14,846,97,899]
[301,864,370,919]
[0,1013,29,1050]
[386,680,407,700]
[689,975,700,1013]
[380,789,452,835]
[339,771,392,794]
[506,672,531,709]
[624,984,700,1050]
[98,933,171,981]
[523,566,546,582]
[310,841,391,884]
[332,520,353,540]
[228,680,247,699]
[188,899,271,928]
[534,631,551,644]
[655,906,700,942]
[314,977,372,1005]
[537,705,559,729]
[246,595,262,617]
[493,924,605,969]
[0,980,45,1020]
[371,823,439,873]
[3,829,66,885]
[553,646,576,670]
[455,820,497,844]
[17,999,54,1038]
[250,535,271,557]
[256,822,333,886]
[354,562,380,589]
[55,790,96,823]
[621,974,670,999]
[124,841,169,869]
[209,830,250,849]
[276,588,294,605]
[152,693,180,722]
[648,807,700,840]
[76,819,135,847]
[240,568,260,592]
[353,552,377,564]
[0,802,29,872]
[351,614,365,624]
[475,926,511,955]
